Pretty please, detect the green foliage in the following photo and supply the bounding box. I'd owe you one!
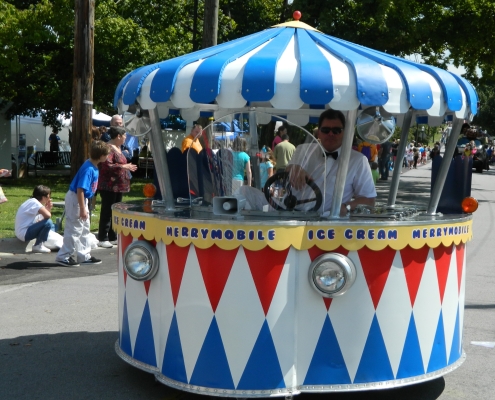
[290,0,495,86]
[0,175,151,238]
[472,82,495,134]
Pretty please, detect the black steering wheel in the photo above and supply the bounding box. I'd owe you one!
[263,171,323,212]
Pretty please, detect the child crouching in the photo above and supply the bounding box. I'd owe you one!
[56,141,110,266]
[15,185,55,253]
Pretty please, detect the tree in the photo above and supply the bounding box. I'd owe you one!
[290,0,495,85]
[472,82,495,134]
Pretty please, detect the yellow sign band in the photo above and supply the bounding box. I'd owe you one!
[113,210,473,251]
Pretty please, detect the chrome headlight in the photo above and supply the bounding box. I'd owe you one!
[123,241,159,281]
[308,253,357,297]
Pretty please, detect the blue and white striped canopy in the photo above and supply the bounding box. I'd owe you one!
[114,20,478,125]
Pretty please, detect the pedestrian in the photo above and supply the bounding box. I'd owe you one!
[49,128,61,152]
[55,141,110,266]
[231,136,252,194]
[259,146,276,189]
[370,161,379,185]
[413,147,420,168]
[274,133,296,173]
[97,126,138,248]
[181,124,203,154]
[272,124,287,151]
[15,185,56,253]
[378,139,392,180]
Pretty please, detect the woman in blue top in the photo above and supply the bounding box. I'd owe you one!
[231,137,251,194]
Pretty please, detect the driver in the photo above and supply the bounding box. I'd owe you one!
[286,109,376,214]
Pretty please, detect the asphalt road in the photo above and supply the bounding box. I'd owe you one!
[1,163,494,400]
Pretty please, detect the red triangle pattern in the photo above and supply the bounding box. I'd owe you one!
[455,243,465,294]
[165,242,190,307]
[433,244,453,304]
[195,245,238,313]
[400,245,430,307]
[307,246,350,310]
[144,280,151,296]
[120,234,134,287]
[358,246,396,309]
[244,246,290,316]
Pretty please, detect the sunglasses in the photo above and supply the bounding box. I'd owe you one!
[320,127,344,135]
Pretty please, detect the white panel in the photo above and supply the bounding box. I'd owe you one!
[270,36,304,110]
[217,41,271,109]
[170,59,204,109]
[125,270,149,355]
[138,69,159,110]
[379,64,410,114]
[318,45,360,111]
[147,241,174,370]
[215,247,266,387]
[180,108,201,125]
[118,235,126,340]
[424,72,447,117]
[175,246,214,381]
[375,251,412,377]
[413,248,442,372]
[442,246,460,362]
[458,245,467,349]
[267,247,297,389]
[329,251,376,382]
[287,114,309,126]
[294,250,329,385]
[455,88,469,119]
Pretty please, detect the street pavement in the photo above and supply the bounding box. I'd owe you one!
[1,161,494,400]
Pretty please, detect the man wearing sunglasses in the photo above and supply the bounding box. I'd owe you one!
[288,109,376,215]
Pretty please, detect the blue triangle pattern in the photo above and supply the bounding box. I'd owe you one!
[397,312,425,378]
[354,315,394,383]
[133,300,157,367]
[190,316,234,389]
[120,294,132,357]
[304,315,351,385]
[162,312,187,383]
[237,320,285,390]
[427,310,447,373]
[448,306,462,365]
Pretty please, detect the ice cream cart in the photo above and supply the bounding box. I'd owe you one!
[112,13,478,396]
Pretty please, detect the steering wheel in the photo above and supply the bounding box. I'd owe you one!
[263,171,322,212]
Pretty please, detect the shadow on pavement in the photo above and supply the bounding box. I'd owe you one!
[1,331,445,400]
[1,260,58,270]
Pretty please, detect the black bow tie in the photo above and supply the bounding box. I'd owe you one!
[324,151,338,160]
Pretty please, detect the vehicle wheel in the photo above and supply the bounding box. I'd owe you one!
[476,166,483,173]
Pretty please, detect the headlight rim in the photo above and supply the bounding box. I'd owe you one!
[123,240,159,281]
[308,253,357,298]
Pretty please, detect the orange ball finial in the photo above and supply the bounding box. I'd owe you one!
[143,183,157,199]
[293,11,302,21]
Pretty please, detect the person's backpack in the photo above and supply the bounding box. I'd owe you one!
[360,145,372,161]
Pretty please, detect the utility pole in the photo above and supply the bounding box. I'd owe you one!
[202,0,219,49]
[71,0,95,178]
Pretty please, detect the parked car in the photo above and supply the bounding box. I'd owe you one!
[457,137,489,172]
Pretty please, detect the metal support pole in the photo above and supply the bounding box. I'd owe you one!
[249,111,261,190]
[148,107,175,210]
[427,117,462,214]
[329,109,358,218]
[387,110,413,206]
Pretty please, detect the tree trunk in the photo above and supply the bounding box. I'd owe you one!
[202,0,219,49]
[71,0,95,178]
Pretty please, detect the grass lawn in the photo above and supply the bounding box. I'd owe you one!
[0,175,152,238]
